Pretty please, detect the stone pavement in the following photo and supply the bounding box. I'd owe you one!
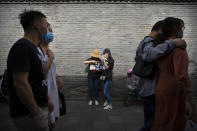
[0,100,144,131]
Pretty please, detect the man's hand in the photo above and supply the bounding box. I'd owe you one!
[188,104,196,122]
[173,38,187,49]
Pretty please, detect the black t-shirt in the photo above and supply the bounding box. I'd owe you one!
[103,57,114,81]
[86,57,102,79]
[7,38,48,117]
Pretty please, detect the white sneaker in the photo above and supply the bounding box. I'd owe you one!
[95,100,99,106]
[88,100,93,106]
[103,101,108,107]
[104,105,112,110]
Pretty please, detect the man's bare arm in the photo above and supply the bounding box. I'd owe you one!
[13,72,39,115]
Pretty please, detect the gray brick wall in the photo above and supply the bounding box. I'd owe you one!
[0,3,197,100]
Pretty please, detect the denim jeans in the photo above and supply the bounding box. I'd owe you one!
[103,80,112,104]
[88,78,99,100]
[140,95,155,131]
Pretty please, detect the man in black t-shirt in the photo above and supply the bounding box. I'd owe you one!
[7,10,52,131]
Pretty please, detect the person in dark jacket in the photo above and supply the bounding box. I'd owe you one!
[102,48,114,110]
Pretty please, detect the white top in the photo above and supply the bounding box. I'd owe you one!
[37,48,60,123]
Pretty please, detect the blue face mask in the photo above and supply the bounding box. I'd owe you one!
[178,32,184,38]
[41,30,54,43]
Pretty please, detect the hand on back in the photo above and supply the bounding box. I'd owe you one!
[173,38,187,49]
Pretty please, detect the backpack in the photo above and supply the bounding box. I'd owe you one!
[133,37,156,78]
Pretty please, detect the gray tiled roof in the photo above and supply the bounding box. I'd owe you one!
[0,0,197,3]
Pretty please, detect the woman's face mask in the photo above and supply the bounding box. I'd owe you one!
[178,32,184,38]
[178,27,185,39]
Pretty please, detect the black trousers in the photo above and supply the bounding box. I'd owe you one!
[140,94,156,131]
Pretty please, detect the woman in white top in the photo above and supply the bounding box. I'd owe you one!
[38,24,59,131]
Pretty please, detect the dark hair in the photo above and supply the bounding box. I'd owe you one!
[156,17,183,44]
[151,20,163,32]
[103,48,113,59]
[19,10,46,32]
[161,17,182,39]
[178,18,185,32]
[179,18,184,27]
